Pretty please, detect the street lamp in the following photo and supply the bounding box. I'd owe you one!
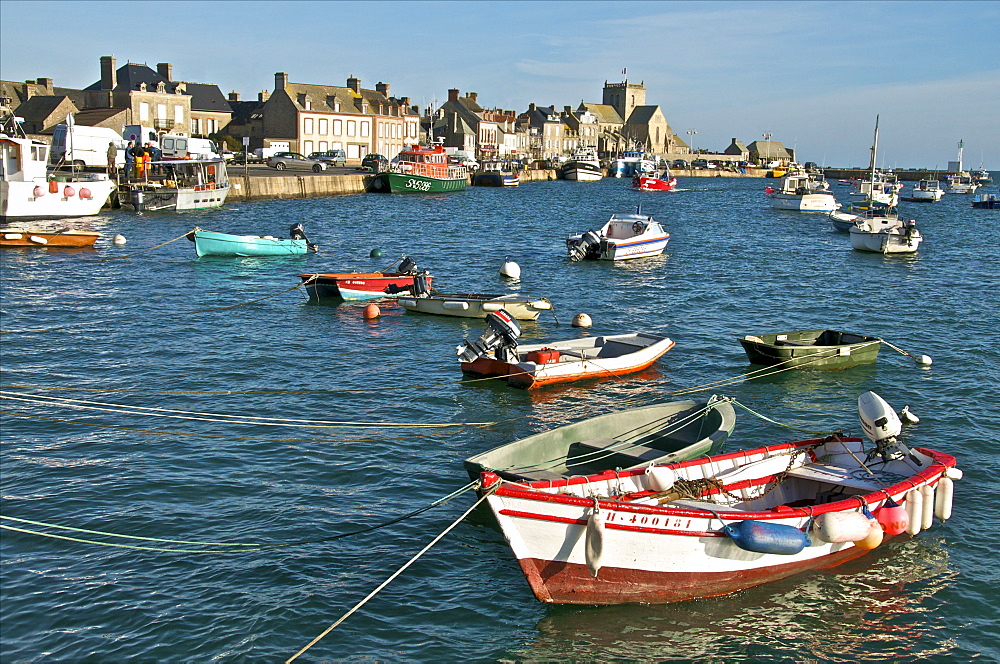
[762,132,772,166]
[687,129,697,157]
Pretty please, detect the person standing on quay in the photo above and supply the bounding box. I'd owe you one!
[107,141,118,178]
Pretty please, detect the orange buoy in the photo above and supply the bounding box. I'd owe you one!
[876,496,908,536]
[48,179,59,194]
[363,303,380,319]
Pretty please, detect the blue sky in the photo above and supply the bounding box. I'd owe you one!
[2,0,997,168]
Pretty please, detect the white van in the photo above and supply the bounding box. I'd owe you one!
[51,124,127,170]
[123,125,159,149]
[160,134,220,160]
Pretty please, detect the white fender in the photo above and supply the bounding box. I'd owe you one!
[905,489,923,536]
[645,465,675,492]
[920,484,935,530]
[934,477,954,522]
[585,501,605,578]
[813,511,872,543]
[945,467,964,481]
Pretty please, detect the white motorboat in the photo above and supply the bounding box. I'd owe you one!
[117,158,230,213]
[848,171,901,207]
[945,141,980,194]
[566,207,670,261]
[480,391,961,605]
[1,115,115,221]
[397,292,552,320]
[766,170,840,212]
[901,179,945,203]
[560,147,603,182]
[849,214,922,253]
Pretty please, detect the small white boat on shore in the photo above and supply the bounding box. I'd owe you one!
[481,391,962,605]
[566,207,670,261]
[397,292,552,320]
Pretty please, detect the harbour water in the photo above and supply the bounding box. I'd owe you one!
[2,177,998,662]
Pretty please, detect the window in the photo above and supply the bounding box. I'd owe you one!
[174,105,183,123]
[319,118,328,135]
[139,102,149,121]
[304,118,314,134]
[303,140,313,154]
[347,120,356,137]
[360,121,370,137]
[157,103,166,119]
[333,119,342,135]
[191,118,201,134]
[378,123,384,138]
[319,141,328,152]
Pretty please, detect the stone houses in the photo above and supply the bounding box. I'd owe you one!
[436,89,528,160]
[602,80,681,156]
[1,56,230,140]
[724,138,750,161]
[227,73,420,160]
[746,140,793,165]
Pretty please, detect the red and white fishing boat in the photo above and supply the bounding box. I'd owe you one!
[298,257,432,301]
[457,312,674,389]
[631,171,678,192]
[481,392,961,604]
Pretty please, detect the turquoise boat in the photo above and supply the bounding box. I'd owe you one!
[189,226,316,257]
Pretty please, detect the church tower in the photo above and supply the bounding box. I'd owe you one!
[603,80,646,121]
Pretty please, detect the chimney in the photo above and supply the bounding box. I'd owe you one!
[157,62,173,81]
[100,55,117,90]
[528,103,536,112]
[399,96,410,109]
[275,72,289,90]
[448,88,460,102]
[229,91,241,102]
[376,81,389,97]
[35,78,54,93]
[564,105,572,114]
[468,92,478,103]
[259,90,270,102]
[347,75,361,93]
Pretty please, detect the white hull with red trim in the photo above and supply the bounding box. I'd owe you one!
[483,434,960,604]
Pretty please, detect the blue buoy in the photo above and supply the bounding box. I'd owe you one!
[724,520,808,555]
[370,248,383,258]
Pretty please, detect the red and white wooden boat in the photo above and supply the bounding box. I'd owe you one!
[298,257,432,301]
[457,313,674,389]
[1,223,100,248]
[481,392,961,604]
[631,172,678,192]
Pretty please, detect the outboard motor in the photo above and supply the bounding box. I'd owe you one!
[412,274,431,297]
[858,391,908,463]
[567,230,602,261]
[289,223,307,240]
[398,256,417,274]
[456,311,521,363]
[130,189,146,213]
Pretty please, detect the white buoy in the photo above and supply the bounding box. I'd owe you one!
[572,312,592,328]
[584,500,605,578]
[917,355,933,366]
[813,511,872,543]
[113,234,127,245]
[499,257,520,279]
[899,405,920,424]
[645,465,675,492]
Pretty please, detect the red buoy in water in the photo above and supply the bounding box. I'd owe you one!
[876,496,909,535]
[363,303,380,319]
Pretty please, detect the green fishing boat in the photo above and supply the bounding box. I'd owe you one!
[367,143,468,193]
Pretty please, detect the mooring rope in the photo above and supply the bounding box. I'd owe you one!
[98,230,193,261]
[0,391,497,429]
[729,399,843,436]
[285,483,494,663]
[0,481,480,554]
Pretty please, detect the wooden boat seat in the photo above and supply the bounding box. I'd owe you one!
[569,438,665,467]
[775,339,816,347]
[784,462,883,491]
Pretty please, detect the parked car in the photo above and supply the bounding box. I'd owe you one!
[359,153,389,172]
[671,159,689,169]
[309,149,347,167]
[691,159,709,169]
[449,156,479,171]
[267,152,327,172]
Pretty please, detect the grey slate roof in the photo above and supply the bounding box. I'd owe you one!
[13,95,70,122]
[85,62,229,113]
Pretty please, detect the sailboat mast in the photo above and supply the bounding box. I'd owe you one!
[870,114,879,183]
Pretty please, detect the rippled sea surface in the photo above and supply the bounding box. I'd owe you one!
[2,176,998,662]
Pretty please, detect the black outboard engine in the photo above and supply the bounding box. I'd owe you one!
[412,274,431,297]
[456,311,521,363]
[289,223,307,240]
[398,256,417,274]
[567,230,602,261]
